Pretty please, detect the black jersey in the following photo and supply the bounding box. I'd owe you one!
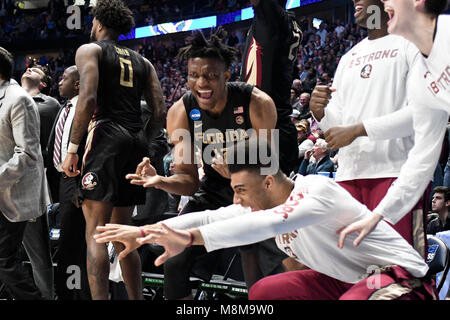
[183,82,254,186]
[240,0,301,121]
[94,40,148,132]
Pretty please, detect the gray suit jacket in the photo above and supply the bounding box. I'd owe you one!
[0,79,50,222]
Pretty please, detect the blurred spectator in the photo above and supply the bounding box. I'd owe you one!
[428,186,450,235]
[295,119,315,173]
[293,92,311,120]
[298,138,335,176]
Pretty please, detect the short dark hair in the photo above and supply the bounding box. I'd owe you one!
[177,28,239,69]
[33,64,51,95]
[92,0,135,36]
[425,0,449,15]
[433,186,450,202]
[0,47,13,80]
[227,138,281,177]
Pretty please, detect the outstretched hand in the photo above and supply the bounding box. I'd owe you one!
[336,213,384,249]
[137,223,192,266]
[94,224,143,260]
[126,157,161,188]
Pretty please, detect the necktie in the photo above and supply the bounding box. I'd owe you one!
[53,102,72,169]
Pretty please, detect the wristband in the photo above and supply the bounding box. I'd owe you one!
[68,142,79,154]
[139,226,146,238]
[186,231,194,247]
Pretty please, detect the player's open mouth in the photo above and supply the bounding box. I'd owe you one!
[197,90,213,100]
[385,7,395,25]
[354,5,364,18]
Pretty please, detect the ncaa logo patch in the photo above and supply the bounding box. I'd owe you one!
[190,109,201,121]
[360,64,372,79]
[235,115,244,125]
[81,172,98,191]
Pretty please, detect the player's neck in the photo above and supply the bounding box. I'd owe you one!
[367,24,388,40]
[272,178,295,208]
[407,16,436,58]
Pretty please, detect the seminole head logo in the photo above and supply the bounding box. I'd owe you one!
[360,64,373,79]
[82,172,98,190]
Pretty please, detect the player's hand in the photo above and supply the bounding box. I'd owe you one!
[325,124,367,151]
[94,224,143,260]
[211,153,231,179]
[336,212,384,249]
[137,223,192,266]
[310,85,336,121]
[62,152,80,177]
[126,157,162,188]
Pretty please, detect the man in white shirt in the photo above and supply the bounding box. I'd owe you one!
[93,140,436,300]
[47,66,91,300]
[324,0,450,249]
[310,0,427,256]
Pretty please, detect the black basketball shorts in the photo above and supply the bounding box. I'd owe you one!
[80,119,148,207]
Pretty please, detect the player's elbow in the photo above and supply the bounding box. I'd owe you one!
[186,179,200,196]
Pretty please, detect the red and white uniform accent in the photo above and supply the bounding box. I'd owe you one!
[315,34,420,181]
[164,175,429,285]
[363,15,450,225]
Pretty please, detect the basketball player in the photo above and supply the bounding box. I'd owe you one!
[328,0,450,248]
[94,140,436,300]
[310,0,428,255]
[61,0,166,299]
[240,0,302,175]
[121,29,289,299]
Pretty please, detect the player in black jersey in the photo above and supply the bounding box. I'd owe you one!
[124,29,289,300]
[241,0,302,175]
[61,0,166,300]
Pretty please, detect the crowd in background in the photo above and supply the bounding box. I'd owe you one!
[0,0,251,43]
[1,0,448,241]
[1,0,449,302]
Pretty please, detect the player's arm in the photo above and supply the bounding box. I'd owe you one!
[127,99,200,195]
[248,86,277,141]
[212,86,277,178]
[142,58,166,141]
[137,184,335,266]
[94,204,248,261]
[62,43,101,177]
[310,58,344,130]
[337,106,448,248]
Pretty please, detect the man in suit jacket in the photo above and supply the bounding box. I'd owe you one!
[0,47,48,299]
[46,66,91,300]
[20,64,59,299]
[298,138,335,176]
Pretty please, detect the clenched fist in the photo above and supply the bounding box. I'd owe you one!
[310,85,336,121]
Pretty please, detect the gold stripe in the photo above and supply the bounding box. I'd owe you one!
[368,283,413,300]
[412,208,425,259]
[81,120,97,174]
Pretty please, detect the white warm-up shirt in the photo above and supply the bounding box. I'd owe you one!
[316,35,420,181]
[164,175,428,284]
[363,15,450,224]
